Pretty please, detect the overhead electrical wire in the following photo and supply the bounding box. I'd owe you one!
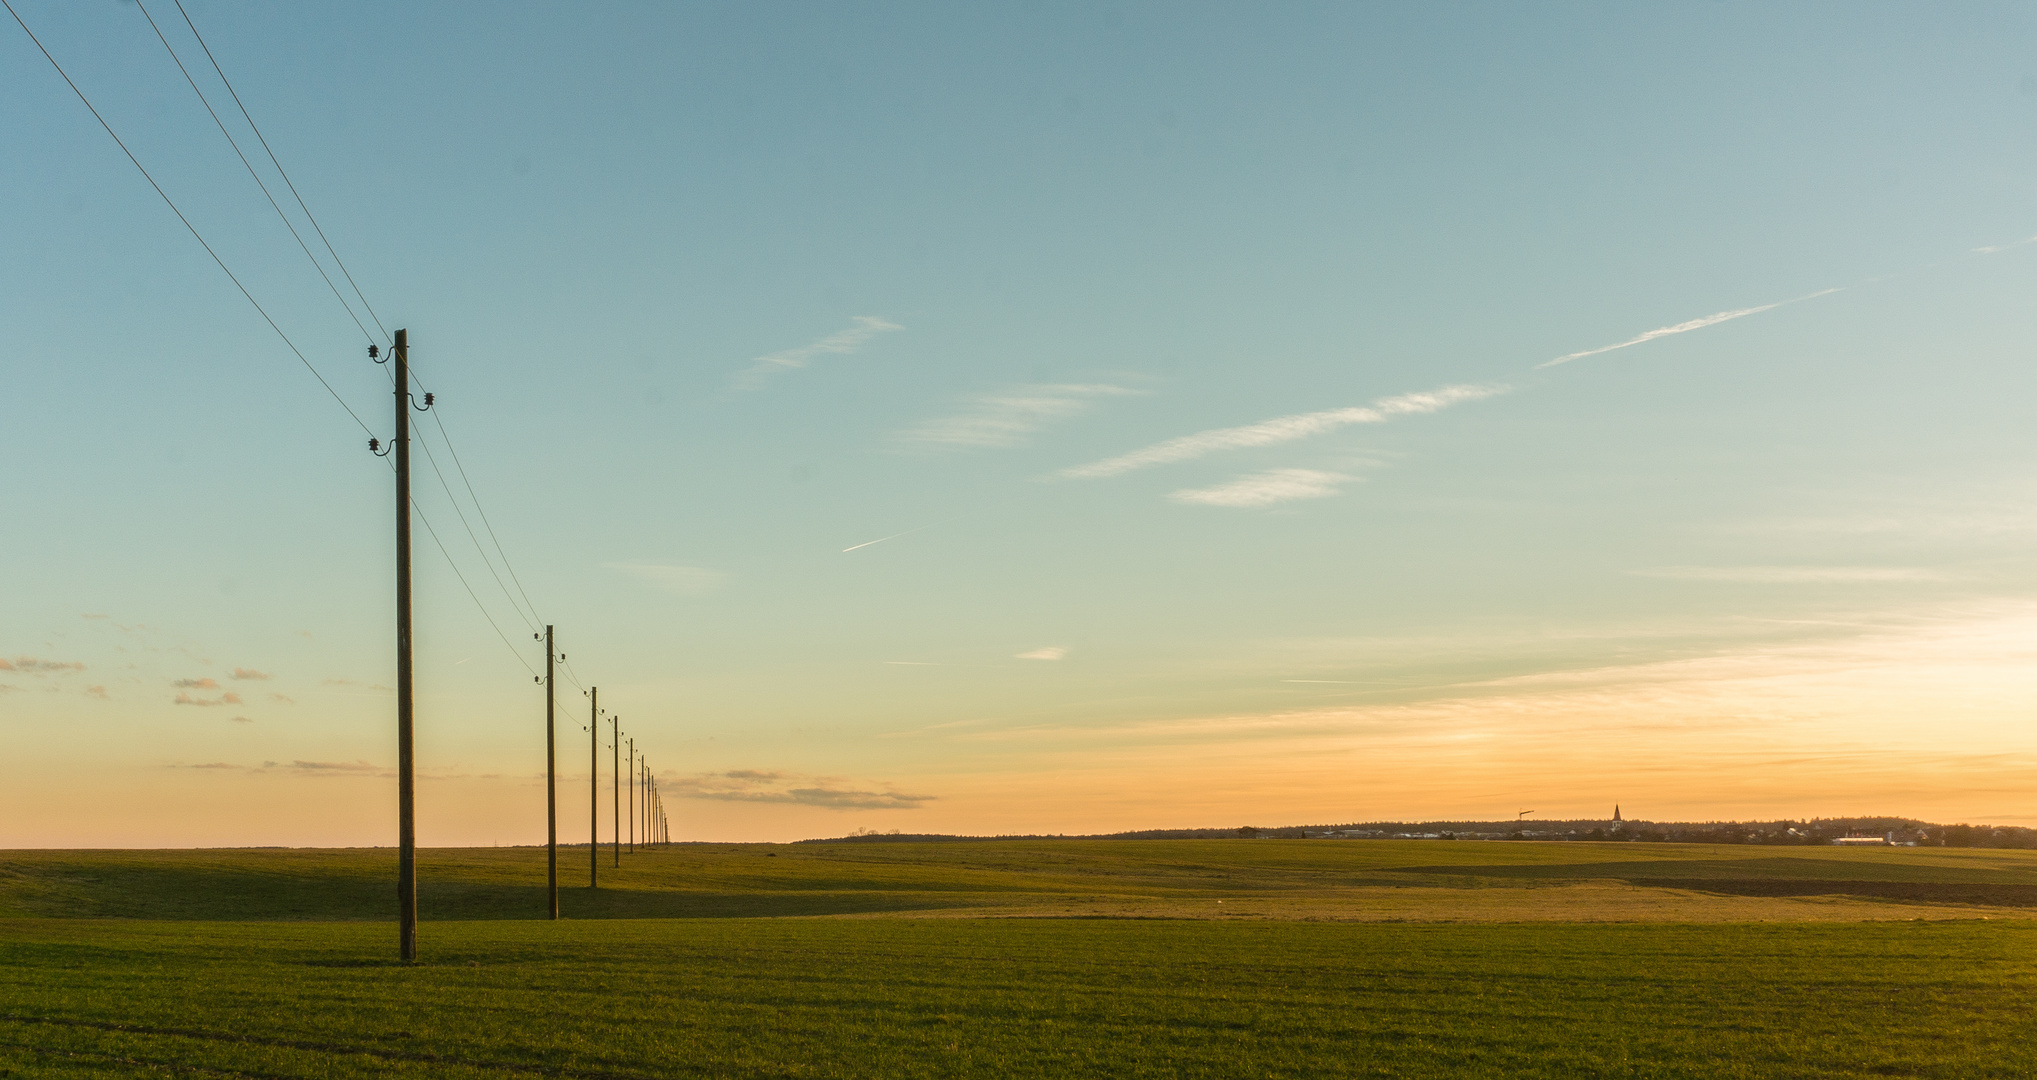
[427,407,547,629]
[159,0,559,643]
[170,0,390,345]
[371,355,553,646]
[19,0,586,702]
[416,502,538,677]
[411,418,540,634]
[393,458,538,678]
[2,0,376,440]
[134,0,378,348]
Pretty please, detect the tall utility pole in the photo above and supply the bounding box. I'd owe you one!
[545,625,557,920]
[627,737,635,854]
[589,686,599,888]
[392,328,418,963]
[611,715,621,868]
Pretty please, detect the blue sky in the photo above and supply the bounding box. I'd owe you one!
[7,2,2037,844]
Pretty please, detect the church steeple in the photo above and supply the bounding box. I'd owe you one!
[1613,805,1622,822]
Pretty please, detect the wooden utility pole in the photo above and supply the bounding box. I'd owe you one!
[627,737,635,854]
[545,625,557,920]
[393,328,418,962]
[612,715,621,867]
[589,686,599,888]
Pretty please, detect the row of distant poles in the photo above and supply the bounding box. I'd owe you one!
[379,336,672,959]
[536,624,669,923]
[0,0,678,965]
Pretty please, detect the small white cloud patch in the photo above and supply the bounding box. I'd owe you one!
[1015,646,1067,661]
[901,384,1138,450]
[607,563,727,595]
[1169,469,1354,508]
[735,316,902,389]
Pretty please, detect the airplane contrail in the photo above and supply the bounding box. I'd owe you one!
[842,515,966,553]
[1536,288,1842,369]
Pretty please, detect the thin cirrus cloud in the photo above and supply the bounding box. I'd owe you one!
[230,668,270,681]
[899,384,1139,450]
[1059,383,1505,480]
[1169,468,1356,509]
[1536,288,1842,369]
[173,677,219,689]
[1972,234,2037,255]
[733,316,902,389]
[1629,565,1947,584]
[1015,646,1067,660]
[606,563,726,596]
[670,769,935,810]
[171,760,392,776]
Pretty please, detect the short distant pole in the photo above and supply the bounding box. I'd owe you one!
[612,714,621,868]
[589,686,599,889]
[545,625,557,920]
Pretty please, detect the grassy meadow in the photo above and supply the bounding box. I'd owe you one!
[3,840,2035,1077]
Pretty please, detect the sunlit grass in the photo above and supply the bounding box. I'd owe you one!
[2,918,2033,1078]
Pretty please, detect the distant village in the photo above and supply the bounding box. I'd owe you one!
[813,813,2037,848]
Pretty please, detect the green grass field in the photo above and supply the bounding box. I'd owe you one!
[3,841,2034,1077]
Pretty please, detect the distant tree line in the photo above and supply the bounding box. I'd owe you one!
[799,818,2037,848]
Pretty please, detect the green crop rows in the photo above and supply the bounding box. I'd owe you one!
[2,841,2033,1077]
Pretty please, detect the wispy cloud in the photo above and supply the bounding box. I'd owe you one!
[606,562,726,595]
[1629,565,1947,584]
[269,692,294,704]
[1973,234,2037,255]
[231,668,270,681]
[230,715,255,724]
[174,691,243,707]
[1015,646,1068,660]
[287,760,386,775]
[169,759,399,778]
[1537,289,1841,369]
[173,677,219,689]
[2,657,85,672]
[670,769,934,810]
[84,685,108,699]
[900,384,1138,449]
[1060,384,1504,480]
[1168,468,1356,508]
[735,316,901,389]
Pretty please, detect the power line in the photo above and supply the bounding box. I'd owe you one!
[411,415,539,634]
[368,356,547,632]
[170,0,390,344]
[2,0,376,439]
[134,0,376,348]
[429,406,547,628]
[407,479,538,678]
